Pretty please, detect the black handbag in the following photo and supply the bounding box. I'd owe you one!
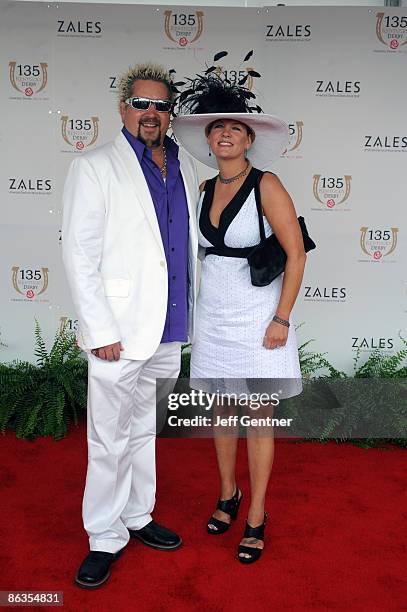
[247,172,316,287]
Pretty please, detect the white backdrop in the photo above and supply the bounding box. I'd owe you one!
[1,2,406,373]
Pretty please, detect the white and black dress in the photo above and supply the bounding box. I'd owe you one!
[190,167,302,399]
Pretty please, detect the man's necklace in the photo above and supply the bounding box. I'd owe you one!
[218,161,250,184]
[160,146,167,178]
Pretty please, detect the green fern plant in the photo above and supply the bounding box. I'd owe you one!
[0,320,87,440]
[312,336,407,446]
[294,322,345,378]
[353,334,407,378]
[2,325,405,447]
[297,338,346,379]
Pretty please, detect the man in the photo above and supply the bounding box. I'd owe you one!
[62,63,199,589]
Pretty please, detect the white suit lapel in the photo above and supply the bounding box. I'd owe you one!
[113,132,165,256]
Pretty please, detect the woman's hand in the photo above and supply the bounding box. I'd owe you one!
[263,320,288,350]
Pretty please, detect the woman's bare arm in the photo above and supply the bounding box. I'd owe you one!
[259,173,306,348]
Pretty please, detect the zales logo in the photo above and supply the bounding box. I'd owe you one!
[364,135,407,152]
[57,20,102,37]
[61,116,99,151]
[375,13,407,50]
[315,81,360,98]
[282,121,304,157]
[164,11,204,47]
[11,267,49,301]
[109,76,117,92]
[265,24,311,41]
[312,175,352,210]
[359,227,398,262]
[9,178,52,194]
[9,62,48,98]
[352,337,394,351]
[304,286,347,302]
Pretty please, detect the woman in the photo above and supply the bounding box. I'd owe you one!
[172,75,306,564]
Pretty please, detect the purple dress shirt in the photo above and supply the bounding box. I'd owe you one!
[122,127,189,343]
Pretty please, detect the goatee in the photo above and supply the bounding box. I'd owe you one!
[137,128,162,149]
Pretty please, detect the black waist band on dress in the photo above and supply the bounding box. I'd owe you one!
[205,245,254,258]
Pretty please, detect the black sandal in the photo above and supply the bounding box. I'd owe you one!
[206,487,242,535]
[237,513,267,564]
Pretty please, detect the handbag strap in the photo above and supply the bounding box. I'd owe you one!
[253,169,266,244]
[204,169,277,259]
[205,244,253,258]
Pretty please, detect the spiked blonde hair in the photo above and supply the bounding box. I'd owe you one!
[118,62,174,103]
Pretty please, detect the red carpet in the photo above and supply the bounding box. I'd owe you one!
[0,420,405,611]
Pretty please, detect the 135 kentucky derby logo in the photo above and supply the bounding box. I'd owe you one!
[359,227,399,262]
[281,121,304,158]
[9,62,48,99]
[11,266,49,301]
[375,12,407,51]
[312,175,352,211]
[214,66,257,91]
[164,10,204,47]
[59,316,78,333]
[61,116,99,152]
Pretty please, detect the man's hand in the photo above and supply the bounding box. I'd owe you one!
[91,342,123,361]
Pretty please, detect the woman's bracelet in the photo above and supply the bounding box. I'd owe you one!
[272,315,290,328]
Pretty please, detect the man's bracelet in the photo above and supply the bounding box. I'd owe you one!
[272,315,290,328]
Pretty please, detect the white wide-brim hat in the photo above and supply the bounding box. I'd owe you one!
[172,112,289,170]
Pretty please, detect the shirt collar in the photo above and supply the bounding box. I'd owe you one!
[122,126,179,162]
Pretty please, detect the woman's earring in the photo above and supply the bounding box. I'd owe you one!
[244,148,248,158]
[208,145,212,157]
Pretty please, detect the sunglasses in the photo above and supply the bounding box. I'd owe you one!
[125,97,173,113]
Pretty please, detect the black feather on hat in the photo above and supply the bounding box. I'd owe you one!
[172,52,288,170]
[179,74,257,116]
[176,50,262,117]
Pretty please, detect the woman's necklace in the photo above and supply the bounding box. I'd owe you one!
[218,161,250,185]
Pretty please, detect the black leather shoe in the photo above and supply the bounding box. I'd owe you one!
[128,520,182,550]
[75,549,125,589]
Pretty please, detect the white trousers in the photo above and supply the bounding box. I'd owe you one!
[83,342,181,553]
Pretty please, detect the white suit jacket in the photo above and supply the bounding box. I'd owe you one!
[62,132,199,361]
